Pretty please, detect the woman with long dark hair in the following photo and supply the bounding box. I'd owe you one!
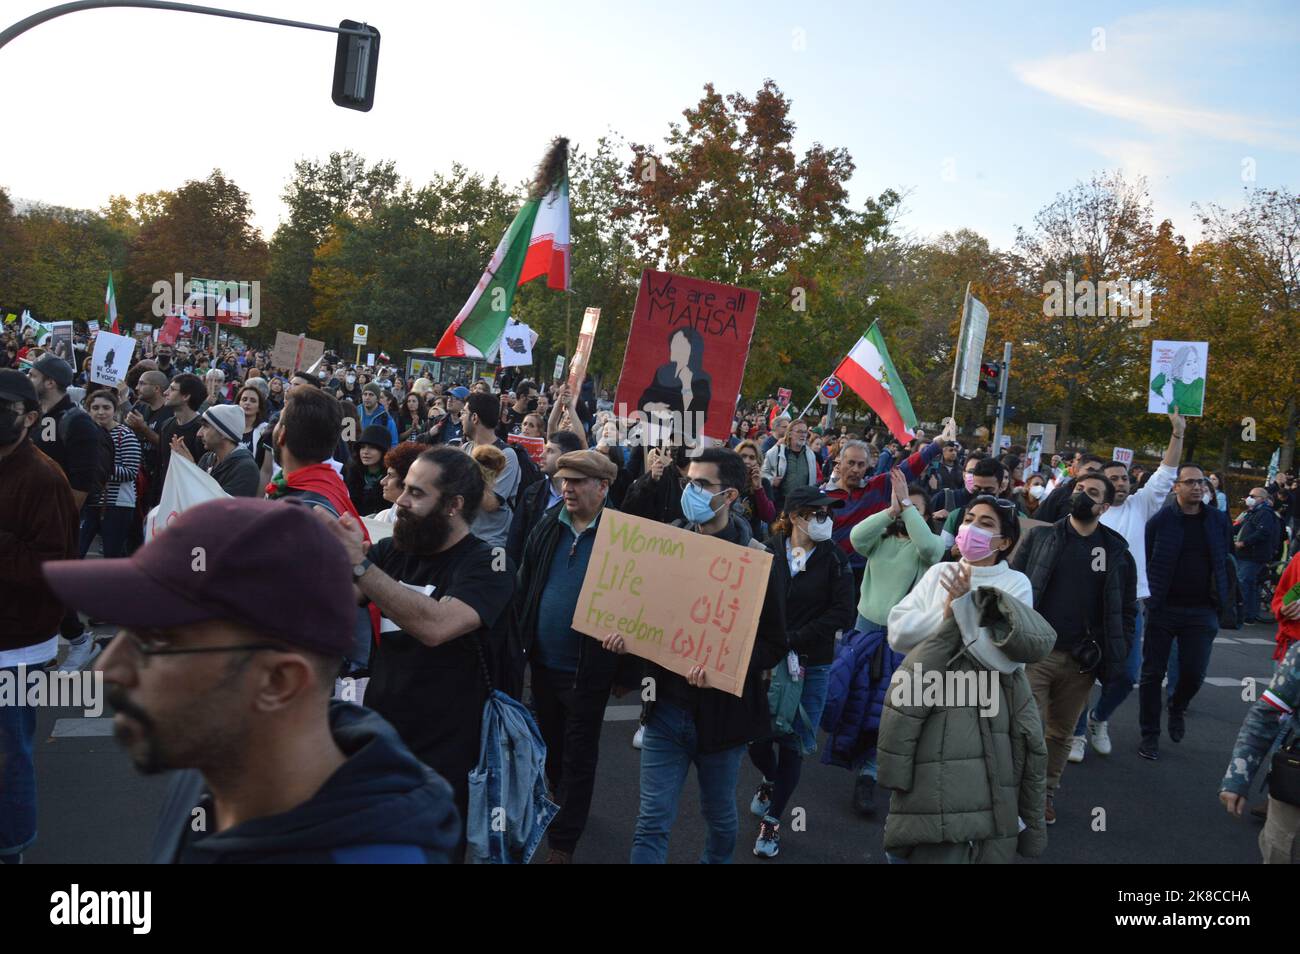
[399,391,427,441]
[637,326,712,444]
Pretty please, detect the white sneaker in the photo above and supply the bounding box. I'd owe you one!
[1067,735,1086,763]
[58,634,101,673]
[1087,712,1112,756]
[632,725,645,749]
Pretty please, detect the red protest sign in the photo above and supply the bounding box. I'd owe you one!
[158,314,182,346]
[613,270,759,444]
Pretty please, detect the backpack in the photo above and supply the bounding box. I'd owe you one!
[57,406,114,497]
[496,437,542,501]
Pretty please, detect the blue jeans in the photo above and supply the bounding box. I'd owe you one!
[1086,601,1145,725]
[0,666,40,856]
[631,701,744,864]
[747,664,831,821]
[79,504,134,559]
[1139,605,1218,740]
[1237,559,1265,621]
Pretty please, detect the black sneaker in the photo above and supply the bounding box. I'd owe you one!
[1167,707,1186,743]
[853,773,877,816]
[750,780,774,818]
[1138,738,1160,761]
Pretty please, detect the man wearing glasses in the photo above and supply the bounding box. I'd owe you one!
[509,450,626,863]
[43,497,460,863]
[1139,463,1234,760]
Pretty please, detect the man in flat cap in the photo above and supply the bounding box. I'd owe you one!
[43,497,459,864]
[509,449,630,863]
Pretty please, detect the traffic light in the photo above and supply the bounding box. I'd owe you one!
[332,20,380,111]
[979,361,1002,395]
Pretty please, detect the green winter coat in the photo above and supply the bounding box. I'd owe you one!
[878,586,1055,863]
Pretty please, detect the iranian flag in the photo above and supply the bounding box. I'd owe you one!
[435,138,571,359]
[834,322,918,442]
[105,271,121,334]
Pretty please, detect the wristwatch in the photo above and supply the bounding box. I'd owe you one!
[901,498,915,508]
[352,557,373,579]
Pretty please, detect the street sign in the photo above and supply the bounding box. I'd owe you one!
[352,323,369,345]
[818,376,843,403]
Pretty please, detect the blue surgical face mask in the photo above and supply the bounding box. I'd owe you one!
[681,483,725,524]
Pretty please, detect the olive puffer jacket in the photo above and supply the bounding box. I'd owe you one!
[877,586,1054,863]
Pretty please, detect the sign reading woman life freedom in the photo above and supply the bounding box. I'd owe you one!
[570,511,773,697]
[1148,339,1208,417]
[613,270,760,444]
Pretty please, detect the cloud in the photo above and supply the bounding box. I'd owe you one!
[1014,9,1300,152]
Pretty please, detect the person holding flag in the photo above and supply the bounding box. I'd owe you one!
[821,323,957,583]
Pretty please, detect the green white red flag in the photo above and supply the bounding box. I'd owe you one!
[435,139,570,359]
[833,322,918,442]
[105,272,120,334]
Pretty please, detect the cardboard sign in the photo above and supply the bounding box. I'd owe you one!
[571,510,772,697]
[1148,340,1207,417]
[567,307,601,394]
[613,270,760,445]
[1112,447,1133,467]
[507,432,545,464]
[270,331,325,373]
[89,329,136,386]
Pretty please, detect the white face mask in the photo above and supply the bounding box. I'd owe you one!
[1028,484,1046,500]
[346,375,357,385]
[805,515,833,543]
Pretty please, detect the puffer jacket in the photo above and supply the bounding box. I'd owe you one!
[820,625,901,769]
[878,586,1054,862]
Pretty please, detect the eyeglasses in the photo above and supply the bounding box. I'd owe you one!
[679,477,724,492]
[120,630,285,666]
[970,494,1016,510]
[798,509,832,520]
[1176,478,1209,486]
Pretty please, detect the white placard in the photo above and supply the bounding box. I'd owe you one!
[499,321,536,368]
[90,329,137,386]
[1148,340,1207,417]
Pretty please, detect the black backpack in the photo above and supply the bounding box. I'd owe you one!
[496,437,542,502]
[57,406,114,497]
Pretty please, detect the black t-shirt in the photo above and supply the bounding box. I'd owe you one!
[363,534,515,789]
[1038,523,1106,649]
[1167,509,1213,607]
[158,414,205,490]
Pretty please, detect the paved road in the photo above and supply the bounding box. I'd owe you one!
[27,621,1280,864]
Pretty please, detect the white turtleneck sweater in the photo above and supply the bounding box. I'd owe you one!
[887,559,1034,653]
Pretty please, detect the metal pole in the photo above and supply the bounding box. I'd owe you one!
[992,341,1012,453]
[1,1,371,52]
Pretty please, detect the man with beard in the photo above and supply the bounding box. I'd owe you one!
[42,498,459,864]
[318,447,516,859]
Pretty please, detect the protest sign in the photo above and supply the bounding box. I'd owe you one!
[1026,433,1043,473]
[1112,447,1133,467]
[1148,340,1207,416]
[507,432,545,464]
[613,270,760,445]
[271,331,325,373]
[1026,422,1057,455]
[145,455,229,542]
[571,510,772,697]
[499,321,536,368]
[567,307,601,393]
[49,321,74,363]
[89,329,136,386]
[158,314,182,346]
[367,353,376,366]
[777,387,792,408]
[87,319,99,334]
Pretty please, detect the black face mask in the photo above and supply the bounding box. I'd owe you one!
[1069,492,1099,521]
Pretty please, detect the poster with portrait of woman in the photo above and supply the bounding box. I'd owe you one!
[613,270,760,446]
[1148,339,1207,417]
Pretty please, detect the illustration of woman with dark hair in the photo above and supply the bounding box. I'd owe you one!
[1150,343,1205,416]
[637,326,712,444]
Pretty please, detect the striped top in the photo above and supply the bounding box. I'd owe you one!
[91,423,141,509]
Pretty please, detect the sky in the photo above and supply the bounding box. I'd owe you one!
[3,0,1297,250]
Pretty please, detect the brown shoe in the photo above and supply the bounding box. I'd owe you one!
[544,848,573,864]
[1045,795,1056,825]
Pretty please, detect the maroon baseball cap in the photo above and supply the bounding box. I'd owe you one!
[43,497,355,656]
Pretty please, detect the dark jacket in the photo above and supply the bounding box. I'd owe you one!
[150,703,460,863]
[2,439,78,650]
[344,461,387,517]
[1011,519,1137,677]
[1236,503,1282,563]
[34,393,101,495]
[640,512,789,755]
[821,625,900,769]
[621,468,685,526]
[507,476,559,567]
[764,532,857,667]
[1145,502,1232,614]
[1034,477,1076,524]
[508,503,630,698]
[200,445,262,498]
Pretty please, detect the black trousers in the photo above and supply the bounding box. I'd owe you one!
[530,663,613,854]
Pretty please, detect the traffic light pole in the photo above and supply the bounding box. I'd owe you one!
[991,341,1012,453]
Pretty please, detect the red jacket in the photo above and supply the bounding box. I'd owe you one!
[0,439,78,650]
[1271,551,1300,662]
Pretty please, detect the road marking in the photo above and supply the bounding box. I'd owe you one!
[1214,637,1238,644]
[51,718,114,738]
[604,705,641,722]
[1234,638,1277,646]
[1202,676,1273,688]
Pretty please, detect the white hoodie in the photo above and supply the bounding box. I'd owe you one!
[887,559,1034,654]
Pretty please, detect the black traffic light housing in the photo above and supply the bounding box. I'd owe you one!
[979,361,1002,395]
[333,20,380,111]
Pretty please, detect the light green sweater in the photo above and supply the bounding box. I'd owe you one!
[849,506,946,627]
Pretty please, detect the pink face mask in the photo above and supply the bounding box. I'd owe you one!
[963,473,977,493]
[956,523,999,562]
